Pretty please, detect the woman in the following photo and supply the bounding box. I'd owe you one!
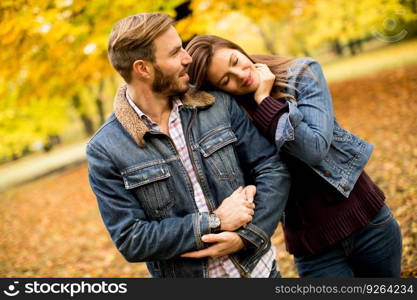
[185,35,402,277]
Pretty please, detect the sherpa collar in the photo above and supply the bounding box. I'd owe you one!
[113,84,215,147]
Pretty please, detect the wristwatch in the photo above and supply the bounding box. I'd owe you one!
[208,213,221,233]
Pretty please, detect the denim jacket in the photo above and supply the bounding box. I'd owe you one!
[275,58,373,197]
[86,85,290,277]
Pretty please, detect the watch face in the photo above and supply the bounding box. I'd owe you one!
[213,215,221,227]
[209,214,221,229]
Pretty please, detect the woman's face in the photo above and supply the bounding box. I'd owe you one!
[207,47,260,95]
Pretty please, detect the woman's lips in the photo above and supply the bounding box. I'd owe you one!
[242,72,253,87]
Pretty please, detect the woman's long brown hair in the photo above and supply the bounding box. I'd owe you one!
[185,34,298,104]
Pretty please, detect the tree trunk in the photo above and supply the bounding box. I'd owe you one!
[351,39,363,54]
[332,39,343,56]
[72,94,95,136]
[302,47,311,57]
[348,41,357,56]
[95,80,105,126]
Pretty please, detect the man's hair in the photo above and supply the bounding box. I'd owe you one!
[108,13,174,83]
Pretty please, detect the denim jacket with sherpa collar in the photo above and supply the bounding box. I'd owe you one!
[275,58,373,198]
[87,85,290,277]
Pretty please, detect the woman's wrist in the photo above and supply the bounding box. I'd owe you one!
[254,94,269,105]
[252,96,289,140]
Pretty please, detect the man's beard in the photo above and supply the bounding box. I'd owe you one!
[152,64,189,96]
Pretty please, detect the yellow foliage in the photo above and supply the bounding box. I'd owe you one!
[1,0,416,160]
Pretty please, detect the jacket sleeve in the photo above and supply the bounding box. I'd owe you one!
[222,92,291,250]
[86,142,211,262]
[275,58,335,165]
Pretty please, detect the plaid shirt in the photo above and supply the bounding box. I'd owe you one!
[126,91,276,277]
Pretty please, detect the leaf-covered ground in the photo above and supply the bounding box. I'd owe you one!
[1,65,416,278]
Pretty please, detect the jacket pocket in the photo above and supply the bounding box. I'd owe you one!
[122,162,174,219]
[198,126,238,180]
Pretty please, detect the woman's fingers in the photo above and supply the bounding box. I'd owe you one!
[255,64,271,74]
[243,185,256,203]
[254,63,267,68]
[246,202,255,209]
[253,64,275,104]
[231,186,243,197]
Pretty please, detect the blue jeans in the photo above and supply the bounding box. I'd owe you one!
[294,205,402,277]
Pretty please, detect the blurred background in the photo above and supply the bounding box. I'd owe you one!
[1,0,416,277]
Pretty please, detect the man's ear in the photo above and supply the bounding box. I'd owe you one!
[132,60,151,79]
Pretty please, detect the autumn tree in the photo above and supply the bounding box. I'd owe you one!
[0,0,186,160]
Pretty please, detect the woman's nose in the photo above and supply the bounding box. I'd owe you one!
[230,67,245,80]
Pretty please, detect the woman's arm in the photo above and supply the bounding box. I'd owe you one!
[282,58,334,165]
[252,96,289,140]
[253,58,334,165]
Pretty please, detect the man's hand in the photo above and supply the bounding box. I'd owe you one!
[213,186,256,231]
[180,232,244,258]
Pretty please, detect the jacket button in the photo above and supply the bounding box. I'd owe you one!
[323,171,332,177]
[342,185,350,191]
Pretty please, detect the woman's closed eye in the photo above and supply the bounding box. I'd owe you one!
[220,54,239,86]
[220,56,238,86]
[221,76,230,86]
[232,55,238,66]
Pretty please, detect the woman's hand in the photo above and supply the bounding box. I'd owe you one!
[213,186,255,231]
[253,63,275,104]
[242,185,256,203]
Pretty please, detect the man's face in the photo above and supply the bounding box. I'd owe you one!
[151,26,192,96]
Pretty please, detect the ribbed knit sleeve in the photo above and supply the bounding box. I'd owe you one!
[252,96,289,141]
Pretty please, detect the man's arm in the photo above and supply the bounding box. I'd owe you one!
[225,92,291,250]
[87,141,210,262]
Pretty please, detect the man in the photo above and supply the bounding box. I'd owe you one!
[87,13,290,277]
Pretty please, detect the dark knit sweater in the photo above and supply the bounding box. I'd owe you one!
[251,96,385,256]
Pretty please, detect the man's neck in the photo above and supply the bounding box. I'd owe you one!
[127,83,172,126]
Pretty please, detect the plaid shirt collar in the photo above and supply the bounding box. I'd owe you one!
[125,89,183,130]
